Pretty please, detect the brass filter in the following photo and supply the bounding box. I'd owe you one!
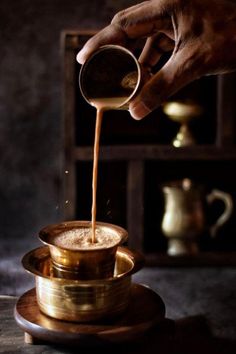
[22,246,144,323]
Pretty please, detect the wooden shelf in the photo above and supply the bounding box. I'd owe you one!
[145,252,236,267]
[62,31,236,266]
[72,145,236,161]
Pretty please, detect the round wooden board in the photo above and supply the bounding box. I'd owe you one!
[14,283,166,346]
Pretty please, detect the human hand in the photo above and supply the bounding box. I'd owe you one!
[77,0,236,120]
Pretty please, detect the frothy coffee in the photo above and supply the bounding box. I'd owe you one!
[50,228,121,250]
[90,97,128,109]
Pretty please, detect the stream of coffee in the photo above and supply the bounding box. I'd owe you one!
[91,107,103,243]
[90,97,127,243]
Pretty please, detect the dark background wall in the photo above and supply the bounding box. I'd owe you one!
[0,0,137,247]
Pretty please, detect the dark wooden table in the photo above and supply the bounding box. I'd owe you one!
[1,238,235,353]
[1,265,236,354]
[1,239,236,353]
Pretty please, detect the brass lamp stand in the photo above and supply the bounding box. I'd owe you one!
[163,101,203,147]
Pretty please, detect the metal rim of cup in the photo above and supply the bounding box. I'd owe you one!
[21,246,144,283]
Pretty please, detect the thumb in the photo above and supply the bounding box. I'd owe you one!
[129,45,202,120]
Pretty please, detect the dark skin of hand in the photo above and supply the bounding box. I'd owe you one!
[77,0,236,120]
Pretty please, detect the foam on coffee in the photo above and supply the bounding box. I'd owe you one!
[90,97,128,109]
[50,228,121,250]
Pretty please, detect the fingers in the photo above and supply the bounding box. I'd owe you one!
[111,1,170,38]
[129,43,203,120]
[139,33,174,68]
[76,25,127,64]
[77,1,171,64]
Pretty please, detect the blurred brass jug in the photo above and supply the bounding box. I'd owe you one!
[161,179,233,256]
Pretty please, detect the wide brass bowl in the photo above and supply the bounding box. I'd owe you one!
[22,246,144,323]
[39,221,128,280]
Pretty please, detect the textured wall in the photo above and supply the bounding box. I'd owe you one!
[0,0,137,243]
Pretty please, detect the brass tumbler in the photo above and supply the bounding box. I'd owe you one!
[39,221,128,280]
[22,246,144,323]
[79,45,141,110]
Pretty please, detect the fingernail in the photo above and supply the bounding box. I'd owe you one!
[76,50,87,64]
[129,101,151,120]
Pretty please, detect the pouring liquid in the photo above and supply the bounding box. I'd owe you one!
[90,97,128,243]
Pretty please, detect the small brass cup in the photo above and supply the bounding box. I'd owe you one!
[39,221,128,280]
[79,45,141,110]
[22,246,144,322]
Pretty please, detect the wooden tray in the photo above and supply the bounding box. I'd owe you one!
[14,283,167,346]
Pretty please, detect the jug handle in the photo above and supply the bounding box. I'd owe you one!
[206,189,233,237]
